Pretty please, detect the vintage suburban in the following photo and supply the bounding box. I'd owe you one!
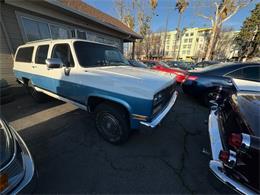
[208,78,260,194]
[13,39,178,144]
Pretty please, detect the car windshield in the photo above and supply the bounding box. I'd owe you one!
[159,61,170,68]
[74,41,130,67]
[129,60,147,68]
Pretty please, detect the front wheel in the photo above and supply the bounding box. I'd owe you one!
[95,103,130,144]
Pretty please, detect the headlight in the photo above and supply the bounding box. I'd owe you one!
[153,92,164,106]
[0,118,26,194]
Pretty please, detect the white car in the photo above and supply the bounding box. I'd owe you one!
[13,39,178,144]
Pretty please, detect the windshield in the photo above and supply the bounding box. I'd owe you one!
[199,62,232,72]
[129,60,147,68]
[74,41,130,67]
[159,61,170,68]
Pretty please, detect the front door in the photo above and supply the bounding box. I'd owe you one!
[48,43,76,101]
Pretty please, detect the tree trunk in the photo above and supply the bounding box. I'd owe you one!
[205,24,217,60]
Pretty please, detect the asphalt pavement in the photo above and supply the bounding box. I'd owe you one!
[1,87,235,194]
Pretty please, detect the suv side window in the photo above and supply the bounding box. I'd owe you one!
[227,66,260,82]
[16,47,34,62]
[35,45,49,64]
[51,44,74,67]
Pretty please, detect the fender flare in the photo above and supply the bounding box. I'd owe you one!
[86,94,132,113]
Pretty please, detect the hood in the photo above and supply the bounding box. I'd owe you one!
[84,66,175,99]
[231,93,260,137]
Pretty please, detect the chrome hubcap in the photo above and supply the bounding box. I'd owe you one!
[98,113,121,141]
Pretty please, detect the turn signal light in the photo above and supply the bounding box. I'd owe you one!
[219,150,230,163]
[228,133,242,149]
[187,76,198,81]
[0,174,8,192]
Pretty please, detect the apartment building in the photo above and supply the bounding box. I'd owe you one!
[163,27,211,61]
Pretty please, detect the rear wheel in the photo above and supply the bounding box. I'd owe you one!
[95,102,130,144]
[27,80,49,103]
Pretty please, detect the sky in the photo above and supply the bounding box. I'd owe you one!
[85,0,259,32]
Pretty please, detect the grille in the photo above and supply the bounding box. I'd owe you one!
[152,82,177,117]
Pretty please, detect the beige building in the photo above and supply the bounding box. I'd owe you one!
[162,27,211,61]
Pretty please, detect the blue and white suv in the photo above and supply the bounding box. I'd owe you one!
[13,39,178,144]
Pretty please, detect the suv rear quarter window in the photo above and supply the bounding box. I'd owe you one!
[15,47,34,62]
[35,45,49,64]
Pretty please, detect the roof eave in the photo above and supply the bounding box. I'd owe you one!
[44,0,142,40]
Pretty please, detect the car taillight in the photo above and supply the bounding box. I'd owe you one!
[229,133,260,151]
[219,150,237,168]
[228,133,242,149]
[219,150,230,163]
[187,75,198,81]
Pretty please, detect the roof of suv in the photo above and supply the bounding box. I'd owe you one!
[20,39,118,48]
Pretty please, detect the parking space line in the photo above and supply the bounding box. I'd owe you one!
[10,103,77,131]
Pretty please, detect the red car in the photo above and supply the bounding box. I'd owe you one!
[141,60,188,83]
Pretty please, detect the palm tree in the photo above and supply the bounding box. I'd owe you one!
[174,0,189,60]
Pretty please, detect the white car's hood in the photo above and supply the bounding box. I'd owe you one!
[83,66,175,100]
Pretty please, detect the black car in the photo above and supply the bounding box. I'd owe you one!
[128,59,148,68]
[182,62,260,105]
[208,79,260,194]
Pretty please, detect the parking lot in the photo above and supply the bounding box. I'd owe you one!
[1,86,233,194]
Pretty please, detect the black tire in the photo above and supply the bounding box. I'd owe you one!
[27,80,48,103]
[95,102,130,144]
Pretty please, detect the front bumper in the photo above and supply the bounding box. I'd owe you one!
[208,109,255,195]
[1,126,36,194]
[140,91,178,128]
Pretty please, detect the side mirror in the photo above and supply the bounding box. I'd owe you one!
[46,58,63,69]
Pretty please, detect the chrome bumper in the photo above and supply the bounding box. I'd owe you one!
[10,128,35,194]
[208,109,255,195]
[140,91,178,128]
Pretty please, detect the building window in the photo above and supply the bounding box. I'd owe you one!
[35,45,49,64]
[189,38,193,43]
[190,33,194,36]
[185,33,189,37]
[22,17,51,41]
[183,45,187,49]
[187,44,191,49]
[184,39,188,43]
[50,25,71,39]
[77,30,87,39]
[187,50,190,55]
[182,50,186,54]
